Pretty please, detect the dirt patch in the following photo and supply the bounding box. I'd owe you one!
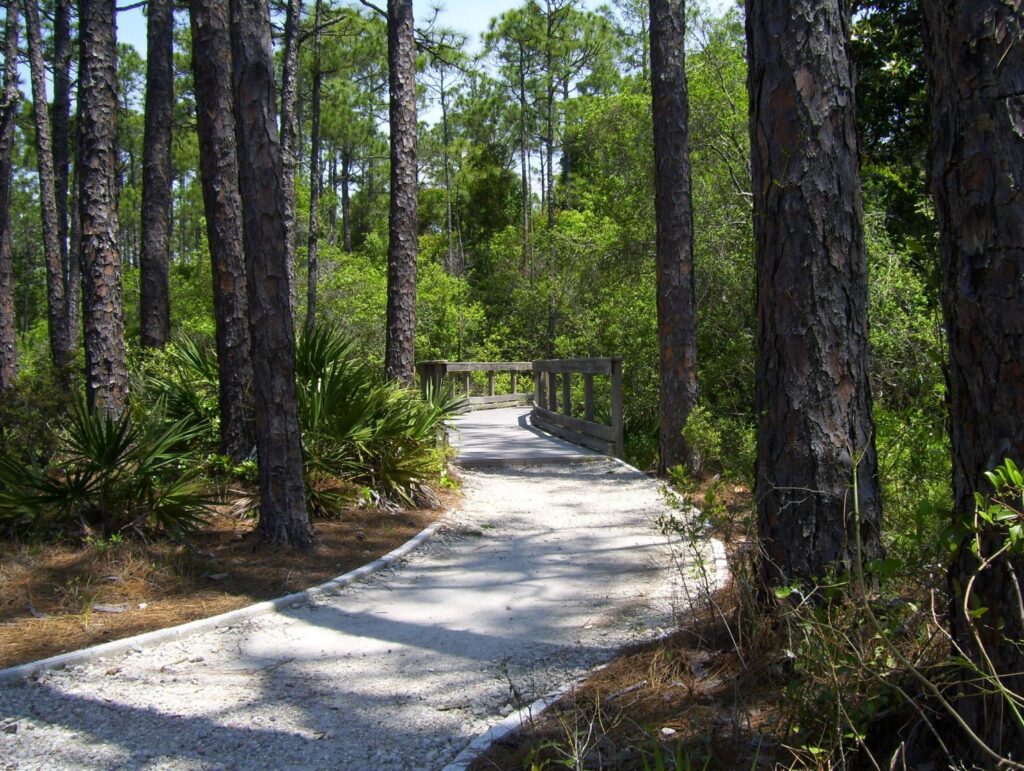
[0,503,447,669]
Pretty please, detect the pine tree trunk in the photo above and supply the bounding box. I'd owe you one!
[0,0,20,390]
[189,0,255,464]
[341,150,352,253]
[650,0,698,472]
[518,42,531,272]
[279,0,300,313]
[140,0,173,348]
[229,0,312,548]
[304,0,323,332]
[925,0,1024,759]
[384,0,418,386]
[78,0,129,419]
[747,0,882,585]
[53,0,76,349]
[25,0,73,371]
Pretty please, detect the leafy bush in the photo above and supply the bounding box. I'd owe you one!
[0,395,211,540]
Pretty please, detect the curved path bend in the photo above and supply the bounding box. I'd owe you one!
[0,409,721,770]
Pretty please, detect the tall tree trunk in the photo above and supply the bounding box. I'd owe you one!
[279,0,300,313]
[518,42,531,272]
[341,149,352,253]
[328,147,337,243]
[229,0,312,548]
[304,0,323,332]
[25,0,73,370]
[189,0,255,464]
[53,0,76,348]
[747,0,882,585]
[384,0,418,386]
[0,0,20,390]
[78,0,129,419]
[925,0,1024,759]
[650,0,698,472]
[440,75,455,273]
[140,0,173,348]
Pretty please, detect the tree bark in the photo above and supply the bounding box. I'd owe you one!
[78,0,129,419]
[53,0,76,349]
[25,0,74,370]
[341,149,352,252]
[140,0,173,348]
[650,0,698,472]
[747,0,882,585]
[925,0,1024,759]
[304,0,323,332]
[0,0,20,390]
[189,0,255,464]
[279,0,300,313]
[229,0,312,548]
[518,41,531,272]
[384,0,418,386]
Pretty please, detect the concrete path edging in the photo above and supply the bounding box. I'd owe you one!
[0,518,447,684]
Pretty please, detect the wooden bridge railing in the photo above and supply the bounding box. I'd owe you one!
[532,357,623,458]
[416,360,533,410]
[417,356,624,458]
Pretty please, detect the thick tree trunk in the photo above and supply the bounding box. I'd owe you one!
[925,0,1024,760]
[25,0,74,370]
[279,0,300,313]
[140,0,173,348]
[189,0,255,464]
[747,0,882,585]
[229,0,312,548]
[0,0,19,390]
[78,0,129,419]
[53,0,76,349]
[341,150,352,253]
[650,0,698,472]
[384,0,418,386]
[304,0,323,332]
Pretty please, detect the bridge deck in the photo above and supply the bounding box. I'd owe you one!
[449,406,602,466]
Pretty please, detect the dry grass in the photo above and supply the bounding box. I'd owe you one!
[0,497,449,669]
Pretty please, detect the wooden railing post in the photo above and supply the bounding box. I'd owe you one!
[416,360,447,399]
[611,356,624,458]
[562,372,571,416]
[511,371,518,395]
[464,372,471,396]
[547,372,558,412]
[487,370,495,396]
[583,374,594,422]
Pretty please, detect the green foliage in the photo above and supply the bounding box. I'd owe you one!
[0,395,211,540]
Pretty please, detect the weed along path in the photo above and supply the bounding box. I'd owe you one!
[0,409,723,770]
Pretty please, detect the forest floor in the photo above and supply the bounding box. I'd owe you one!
[0,501,446,669]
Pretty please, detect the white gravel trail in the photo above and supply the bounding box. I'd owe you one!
[0,460,718,770]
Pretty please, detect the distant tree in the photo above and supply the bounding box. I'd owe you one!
[924,0,1024,759]
[78,0,129,418]
[384,0,418,385]
[189,0,255,463]
[747,0,882,584]
[25,0,74,369]
[649,0,698,472]
[0,0,20,390]
[140,0,174,347]
[229,0,312,547]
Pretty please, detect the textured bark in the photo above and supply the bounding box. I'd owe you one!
[53,0,76,348]
[304,0,323,332]
[279,0,300,312]
[747,0,882,585]
[26,0,73,370]
[78,0,129,419]
[0,0,20,390]
[384,0,418,386]
[140,0,173,348]
[650,0,698,472]
[518,43,532,270]
[230,0,312,548]
[925,0,1024,759]
[341,150,352,253]
[189,0,255,464]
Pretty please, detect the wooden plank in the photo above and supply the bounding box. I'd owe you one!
[469,393,530,406]
[445,361,532,373]
[532,406,616,442]
[531,410,613,455]
[610,357,624,458]
[533,358,614,375]
[583,374,594,422]
[561,371,571,416]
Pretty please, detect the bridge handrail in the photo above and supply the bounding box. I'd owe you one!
[416,360,533,410]
[532,357,623,458]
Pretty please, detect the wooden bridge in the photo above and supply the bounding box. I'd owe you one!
[416,357,624,465]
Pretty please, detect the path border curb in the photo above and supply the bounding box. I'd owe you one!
[0,519,448,684]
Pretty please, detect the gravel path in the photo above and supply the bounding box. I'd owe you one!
[0,460,720,770]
